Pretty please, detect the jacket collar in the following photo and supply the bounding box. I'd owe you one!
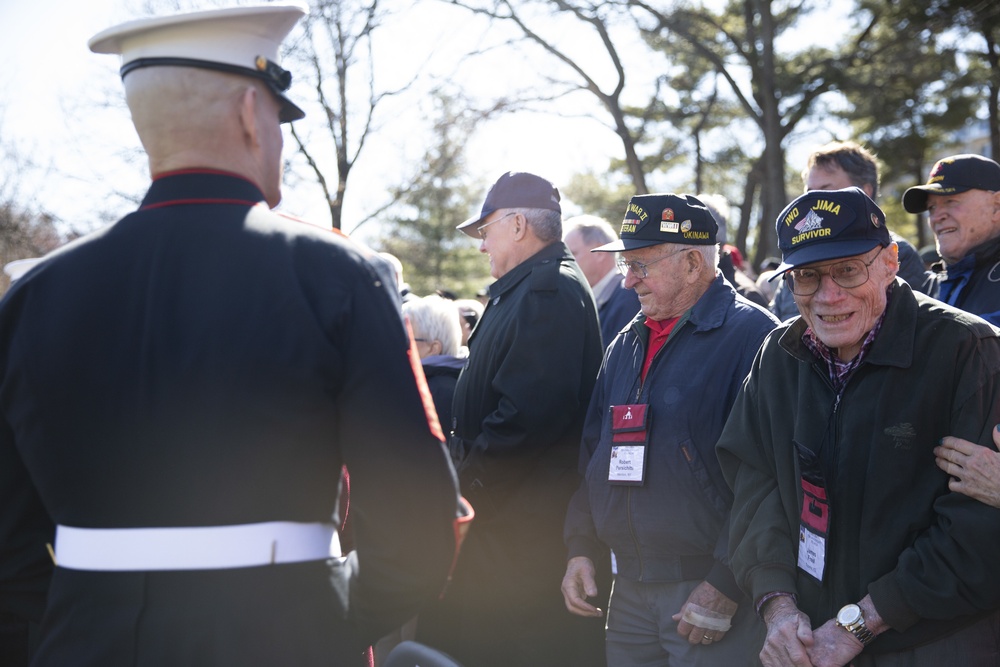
[140,169,266,210]
[486,242,569,300]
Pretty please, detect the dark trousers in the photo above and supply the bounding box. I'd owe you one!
[605,576,763,667]
[417,502,606,667]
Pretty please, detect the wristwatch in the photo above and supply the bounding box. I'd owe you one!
[836,603,875,647]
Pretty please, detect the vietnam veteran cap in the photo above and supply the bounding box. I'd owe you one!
[88,3,308,123]
[457,172,562,237]
[771,187,890,278]
[592,193,717,252]
[902,154,1000,213]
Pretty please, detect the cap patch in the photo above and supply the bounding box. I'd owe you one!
[590,193,718,252]
[772,187,889,276]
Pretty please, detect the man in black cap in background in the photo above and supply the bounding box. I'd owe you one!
[417,171,605,666]
[562,193,776,666]
[0,5,462,666]
[718,187,1000,666]
[903,153,1000,325]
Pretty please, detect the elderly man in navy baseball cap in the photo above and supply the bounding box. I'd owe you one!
[902,154,1000,325]
[562,193,777,667]
[718,188,1000,667]
[768,186,896,361]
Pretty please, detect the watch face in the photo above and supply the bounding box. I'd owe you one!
[837,604,861,625]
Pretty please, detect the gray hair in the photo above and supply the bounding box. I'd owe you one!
[403,295,463,357]
[696,194,730,246]
[693,244,720,271]
[512,207,563,244]
[563,215,619,246]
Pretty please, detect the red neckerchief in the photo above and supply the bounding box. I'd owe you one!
[642,316,679,381]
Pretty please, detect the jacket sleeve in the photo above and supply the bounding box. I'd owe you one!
[563,352,612,563]
[709,315,781,603]
[0,411,54,636]
[335,259,462,643]
[717,336,801,604]
[868,329,1000,631]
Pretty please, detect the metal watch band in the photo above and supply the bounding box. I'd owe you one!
[848,621,875,646]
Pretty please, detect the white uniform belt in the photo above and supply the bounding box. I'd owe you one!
[55,521,341,571]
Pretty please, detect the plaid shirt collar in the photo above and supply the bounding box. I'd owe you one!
[801,287,892,392]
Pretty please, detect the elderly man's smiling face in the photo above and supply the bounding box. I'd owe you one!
[791,244,899,361]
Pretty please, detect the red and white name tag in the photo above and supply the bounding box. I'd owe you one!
[609,404,649,485]
[798,477,829,582]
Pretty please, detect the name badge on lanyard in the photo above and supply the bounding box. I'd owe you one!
[609,404,649,485]
[798,477,830,582]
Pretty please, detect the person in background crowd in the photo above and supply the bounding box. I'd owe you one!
[404,294,466,432]
[771,141,938,322]
[902,153,1000,326]
[699,193,770,308]
[562,193,777,666]
[453,298,484,349]
[719,187,1000,667]
[0,6,463,666]
[755,257,782,304]
[918,244,940,270]
[417,171,605,667]
[563,214,642,348]
[377,251,416,304]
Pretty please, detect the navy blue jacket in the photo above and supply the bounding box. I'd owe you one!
[936,235,1000,326]
[564,274,777,600]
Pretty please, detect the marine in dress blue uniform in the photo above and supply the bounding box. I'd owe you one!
[0,5,461,666]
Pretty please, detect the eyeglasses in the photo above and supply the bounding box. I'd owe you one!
[476,212,515,240]
[787,247,884,296]
[616,246,693,279]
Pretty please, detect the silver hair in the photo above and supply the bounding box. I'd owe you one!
[511,207,563,244]
[403,294,463,357]
[694,244,720,270]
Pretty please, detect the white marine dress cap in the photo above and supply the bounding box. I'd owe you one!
[88,2,308,122]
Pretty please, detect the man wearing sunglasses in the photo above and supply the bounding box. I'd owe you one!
[562,193,778,666]
[718,187,1000,666]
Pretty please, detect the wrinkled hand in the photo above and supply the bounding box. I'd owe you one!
[935,430,1000,508]
[561,556,603,618]
[806,619,863,667]
[671,580,737,645]
[759,597,814,667]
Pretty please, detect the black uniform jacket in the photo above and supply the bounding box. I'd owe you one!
[0,171,460,666]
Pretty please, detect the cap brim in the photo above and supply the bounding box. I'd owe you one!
[902,183,971,213]
[276,92,305,122]
[770,239,882,280]
[457,214,485,238]
[592,238,664,252]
